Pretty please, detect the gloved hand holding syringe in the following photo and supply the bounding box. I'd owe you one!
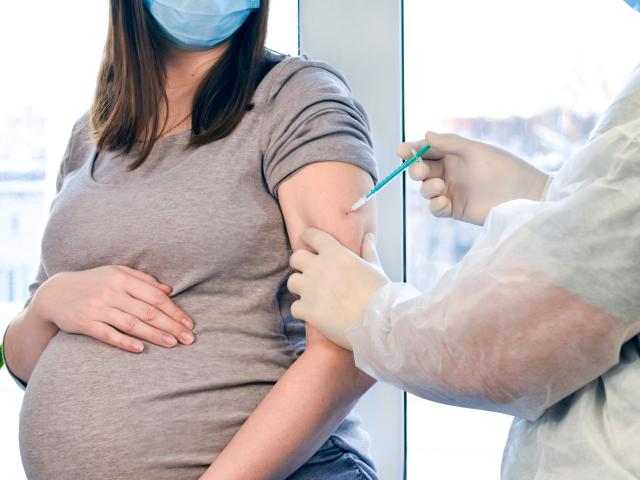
[350,143,431,212]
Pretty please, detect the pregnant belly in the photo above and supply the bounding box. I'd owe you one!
[19,330,292,480]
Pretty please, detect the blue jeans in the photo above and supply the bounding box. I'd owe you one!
[287,437,378,479]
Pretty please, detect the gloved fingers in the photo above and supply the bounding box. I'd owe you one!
[361,232,382,267]
[290,249,316,272]
[301,227,339,254]
[429,195,453,218]
[408,160,429,180]
[397,139,446,161]
[420,177,447,199]
[397,139,425,159]
[287,272,305,296]
[290,299,311,322]
[409,159,444,181]
[398,131,471,162]
[425,131,469,157]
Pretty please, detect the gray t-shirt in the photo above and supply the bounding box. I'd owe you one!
[15,55,378,480]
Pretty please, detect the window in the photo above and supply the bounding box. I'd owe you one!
[403,1,639,478]
[0,2,297,477]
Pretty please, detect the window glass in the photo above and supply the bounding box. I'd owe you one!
[267,0,299,55]
[0,2,297,477]
[403,1,639,478]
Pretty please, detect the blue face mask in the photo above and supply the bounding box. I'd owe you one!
[143,0,260,50]
[624,0,640,11]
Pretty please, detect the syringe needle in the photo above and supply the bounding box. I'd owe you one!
[350,195,369,212]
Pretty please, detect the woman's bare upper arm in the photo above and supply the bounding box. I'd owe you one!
[277,161,375,252]
[277,161,376,348]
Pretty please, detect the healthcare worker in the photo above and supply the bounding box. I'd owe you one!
[287,1,640,477]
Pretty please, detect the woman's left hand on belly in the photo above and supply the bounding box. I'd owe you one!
[34,265,195,352]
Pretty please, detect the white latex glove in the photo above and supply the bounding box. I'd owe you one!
[287,228,390,350]
[401,131,551,225]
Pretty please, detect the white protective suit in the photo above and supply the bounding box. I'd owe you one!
[347,64,640,479]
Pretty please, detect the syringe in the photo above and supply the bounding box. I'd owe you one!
[350,143,431,212]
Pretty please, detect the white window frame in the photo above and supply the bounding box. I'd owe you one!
[300,1,406,478]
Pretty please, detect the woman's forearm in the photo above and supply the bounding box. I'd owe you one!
[4,297,60,385]
[201,342,375,479]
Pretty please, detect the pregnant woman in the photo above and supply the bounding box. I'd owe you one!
[2,1,378,479]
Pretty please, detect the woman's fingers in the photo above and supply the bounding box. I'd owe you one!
[83,321,145,353]
[429,195,453,218]
[420,177,447,199]
[124,276,193,327]
[117,294,195,345]
[115,265,172,294]
[106,308,179,348]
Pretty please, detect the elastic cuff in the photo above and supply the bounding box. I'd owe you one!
[346,282,421,378]
[540,173,555,201]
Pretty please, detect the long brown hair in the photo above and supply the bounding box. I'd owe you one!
[92,0,270,169]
